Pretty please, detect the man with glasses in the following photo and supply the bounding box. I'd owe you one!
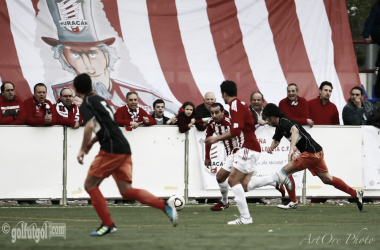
[0,82,25,125]
[54,87,82,128]
[343,86,376,125]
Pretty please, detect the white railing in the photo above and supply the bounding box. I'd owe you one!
[0,125,379,205]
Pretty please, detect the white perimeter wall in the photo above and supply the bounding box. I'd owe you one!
[0,125,379,199]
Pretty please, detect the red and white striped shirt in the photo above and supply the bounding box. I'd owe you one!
[205,115,238,159]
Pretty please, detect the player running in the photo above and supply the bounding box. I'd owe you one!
[246,103,364,211]
[205,80,262,225]
[205,103,285,211]
[74,73,178,236]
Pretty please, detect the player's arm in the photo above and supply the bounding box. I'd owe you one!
[77,119,94,164]
[267,139,280,154]
[205,131,233,145]
[204,140,212,168]
[288,125,299,161]
[204,125,214,167]
[84,135,99,154]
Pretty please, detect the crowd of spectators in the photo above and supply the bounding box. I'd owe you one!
[1,80,379,130]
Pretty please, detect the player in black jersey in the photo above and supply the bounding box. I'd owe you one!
[247,103,364,212]
[74,73,178,236]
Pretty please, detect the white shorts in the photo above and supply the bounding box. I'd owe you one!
[222,154,234,172]
[230,148,260,174]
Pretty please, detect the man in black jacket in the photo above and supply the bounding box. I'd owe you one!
[151,99,177,125]
[196,92,229,119]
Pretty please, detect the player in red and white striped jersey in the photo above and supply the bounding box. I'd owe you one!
[205,80,261,225]
[205,102,285,212]
[205,103,235,211]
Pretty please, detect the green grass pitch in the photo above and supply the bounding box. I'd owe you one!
[0,203,379,250]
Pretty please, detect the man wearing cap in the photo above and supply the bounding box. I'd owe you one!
[0,81,26,125]
[41,0,177,114]
[54,87,83,128]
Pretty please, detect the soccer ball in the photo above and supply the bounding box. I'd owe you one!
[168,195,185,211]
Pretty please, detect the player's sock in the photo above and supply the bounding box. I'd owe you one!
[231,184,250,218]
[123,187,166,211]
[87,187,114,227]
[331,177,357,198]
[285,175,297,202]
[219,181,229,205]
[247,174,279,191]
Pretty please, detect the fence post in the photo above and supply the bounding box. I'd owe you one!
[366,44,376,97]
[61,126,68,206]
[301,170,306,204]
[184,131,189,203]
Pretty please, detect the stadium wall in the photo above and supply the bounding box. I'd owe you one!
[0,126,379,201]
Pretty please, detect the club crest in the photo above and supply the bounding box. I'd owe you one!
[57,0,88,34]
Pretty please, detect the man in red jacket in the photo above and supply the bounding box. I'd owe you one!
[24,83,58,126]
[54,87,83,128]
[308,81,339,125]
[279,83,314,127]
[0,82,25,125]
[115,91,156,131]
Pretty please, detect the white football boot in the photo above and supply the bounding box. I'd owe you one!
[227,216,253,225]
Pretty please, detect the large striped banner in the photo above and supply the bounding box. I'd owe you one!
[0,0,360,115]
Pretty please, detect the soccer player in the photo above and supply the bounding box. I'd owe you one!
[246,103,364,211]
[74,73,178,236]
[205,80,261,225]
[205,103,285,211]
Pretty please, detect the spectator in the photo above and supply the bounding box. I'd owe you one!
[367,108,380,129]
[195,92,229,119]
[308,81,339,125]
[24,83,58,126]
[363,1,380,68]
[115,91,155,130]
[279,83,314,127]
[363,1,380,97]
[178,101,206,133]
[0,81,25,125]
[249,91,266,127]
[54,87,83,128]
[151,99,177,125]
[343,86,375,125]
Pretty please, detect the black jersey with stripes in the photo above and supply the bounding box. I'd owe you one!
[80,94,131,154]
[273,117,322,153]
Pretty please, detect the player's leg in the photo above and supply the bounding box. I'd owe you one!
[251,181,285,197]
[114,154,178,226]
[85,174,117,236]
[315,171,363,211]
[247,162,297,191]
[211,167,231,211]
[311,150,363,211]
[117,180,166,210]
[274,182,286,197]
[227,168,253,225]
[277,174,298,210]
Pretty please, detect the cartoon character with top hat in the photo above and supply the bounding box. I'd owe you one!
[41,0,176,114]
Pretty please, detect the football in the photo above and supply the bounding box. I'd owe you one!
[168,195,185,211]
